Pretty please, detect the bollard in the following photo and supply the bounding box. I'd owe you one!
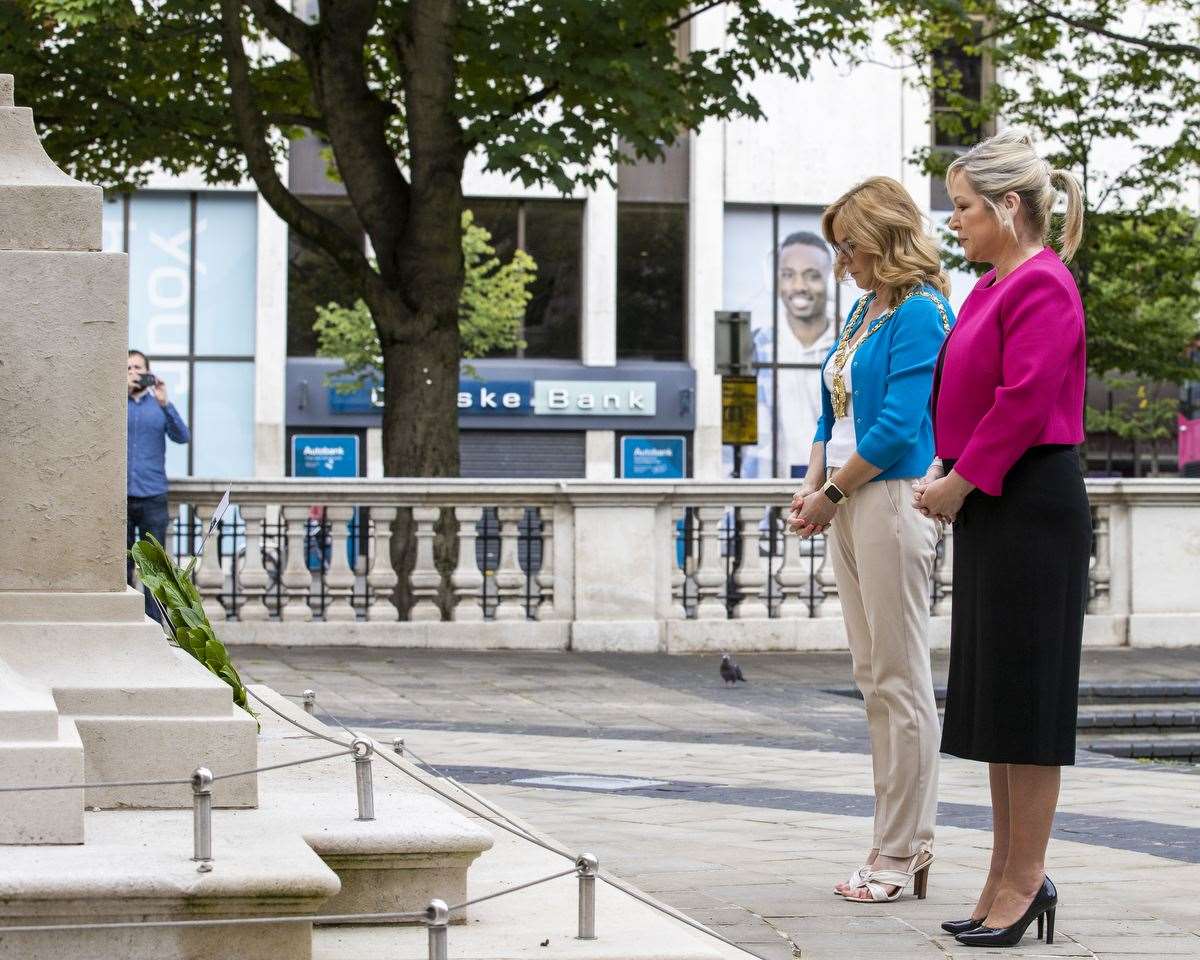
[426,899,449,960]
[352,738,375,821]
[191,767,214,871]
[302,689,316,714]
[392,737,405,756]
[576,853,598,940]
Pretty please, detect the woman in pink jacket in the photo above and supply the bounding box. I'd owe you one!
[914,130,1088,949]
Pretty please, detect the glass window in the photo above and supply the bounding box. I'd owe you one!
[113,190,259,479]
[102,194,125,253]
[154,360,191,480]
[287,198,364,357]
[128,192,192,356]
[195,194,257,355]
[522,201,582,359]
[721,206,854,479]
[192,362,255,477]
[617,202,687,360]
[467,198,581,360]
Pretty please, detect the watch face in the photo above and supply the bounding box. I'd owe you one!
[823,483,843,504]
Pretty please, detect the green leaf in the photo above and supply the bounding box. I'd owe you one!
[127,533,257,728]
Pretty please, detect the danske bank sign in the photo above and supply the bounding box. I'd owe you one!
[455,379,657,416]
[533,380,656,416]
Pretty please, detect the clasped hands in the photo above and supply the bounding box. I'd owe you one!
[911,465,972,524]
[786,464,972,536]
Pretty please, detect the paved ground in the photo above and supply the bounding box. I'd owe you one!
[236,646,1200,959]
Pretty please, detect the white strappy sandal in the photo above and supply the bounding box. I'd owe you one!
[833,864,873,896]
[841,852,933,903]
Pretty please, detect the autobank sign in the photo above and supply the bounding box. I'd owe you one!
[456,379,657,417]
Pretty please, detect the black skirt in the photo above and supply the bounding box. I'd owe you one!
[940,445,1092,766]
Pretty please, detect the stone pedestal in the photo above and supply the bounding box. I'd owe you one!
[0,659,83,843]
[0,74,257,813]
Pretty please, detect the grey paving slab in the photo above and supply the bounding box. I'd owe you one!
[235,645,1200,959]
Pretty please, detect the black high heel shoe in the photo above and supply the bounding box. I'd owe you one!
[941,917,984,935]
[955,876,1057,948]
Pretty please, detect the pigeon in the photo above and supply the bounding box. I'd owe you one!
[720,653,746,685]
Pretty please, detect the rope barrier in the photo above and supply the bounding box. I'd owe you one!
[0,777,190,793]
[211,748,352,782]
[0,749,355,794]
[0,909,428,934]
[264,696,768,955]
[247,687,353,748]
[444,866,576,912]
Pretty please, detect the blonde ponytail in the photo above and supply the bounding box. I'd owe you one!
[946,129,1086,263]
[1050,168,1083,262]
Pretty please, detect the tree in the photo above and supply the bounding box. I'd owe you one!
[1,0,870,477]
[881,0,1200,387]
[315,209,536,392]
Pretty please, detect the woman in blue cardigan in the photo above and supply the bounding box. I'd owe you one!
[788,177,954,903]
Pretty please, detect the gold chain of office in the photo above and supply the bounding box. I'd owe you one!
[830,287,952,420]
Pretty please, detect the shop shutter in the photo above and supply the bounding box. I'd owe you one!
[459,431,586,478]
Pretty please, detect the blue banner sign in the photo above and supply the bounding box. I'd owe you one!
[621,435,687,479]
[327,381,381,415]
[292,434,360,478]
[457,379,533,414]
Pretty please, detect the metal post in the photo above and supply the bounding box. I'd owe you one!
[302,689,316,714]
[191,767,214,871]
[426,899,449,960]
[576,853,598,940]
[392,737,405,756]
[352,738,375,821]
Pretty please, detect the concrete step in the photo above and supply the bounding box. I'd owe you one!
[251,687,494,921]
[313,814,740,960]
[0,619,259,808]
[0,805,340,960]
[0,657,83,843]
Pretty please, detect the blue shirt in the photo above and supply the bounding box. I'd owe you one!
[127,394,190,497]
[813,284,954,481]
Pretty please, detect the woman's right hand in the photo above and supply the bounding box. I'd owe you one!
[787,486,819,534]
[911,462,945,519]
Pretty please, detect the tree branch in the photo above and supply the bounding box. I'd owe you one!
[243,0,314,58]
[1025,0,1200,58]
[666,0,728,34]
[218,0,375,292]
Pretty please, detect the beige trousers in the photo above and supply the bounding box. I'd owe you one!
[828,477,941,858]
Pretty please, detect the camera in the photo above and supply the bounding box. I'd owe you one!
[137,373,158,390]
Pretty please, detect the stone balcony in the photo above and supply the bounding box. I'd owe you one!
[164,478,1200,651]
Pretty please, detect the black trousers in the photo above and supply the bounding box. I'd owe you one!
[939,446,1092,766]
[128,493,170,622]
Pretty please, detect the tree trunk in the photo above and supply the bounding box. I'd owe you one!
[374,290,461,477]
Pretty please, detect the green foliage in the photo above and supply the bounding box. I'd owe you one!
[883,0,1200,389]
[3,1,873,191]
[129,534,256,725]
[315,211,536,391]
[1086,382,1180,444]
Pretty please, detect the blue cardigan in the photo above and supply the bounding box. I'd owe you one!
[812,285,954,481]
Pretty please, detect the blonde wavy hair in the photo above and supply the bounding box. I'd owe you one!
[821,177,950,308]
[946,128,1084,262]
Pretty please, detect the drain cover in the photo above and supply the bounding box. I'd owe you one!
[512,774,668,791]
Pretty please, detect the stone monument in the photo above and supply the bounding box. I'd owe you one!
[0,74,257,820]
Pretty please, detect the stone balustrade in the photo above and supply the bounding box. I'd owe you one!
[164,478,1200,652]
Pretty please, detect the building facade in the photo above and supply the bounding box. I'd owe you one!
[109,14,1192,482]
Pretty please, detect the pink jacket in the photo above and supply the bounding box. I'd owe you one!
[934,248,1086,496]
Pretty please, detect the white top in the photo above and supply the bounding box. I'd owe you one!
[822,347,857,468]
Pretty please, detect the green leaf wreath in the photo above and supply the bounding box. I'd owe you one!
[129,533,256,725]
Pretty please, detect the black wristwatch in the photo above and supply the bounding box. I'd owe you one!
[821,478,848,504]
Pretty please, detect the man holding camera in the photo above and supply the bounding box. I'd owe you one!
[127,349,190,619]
